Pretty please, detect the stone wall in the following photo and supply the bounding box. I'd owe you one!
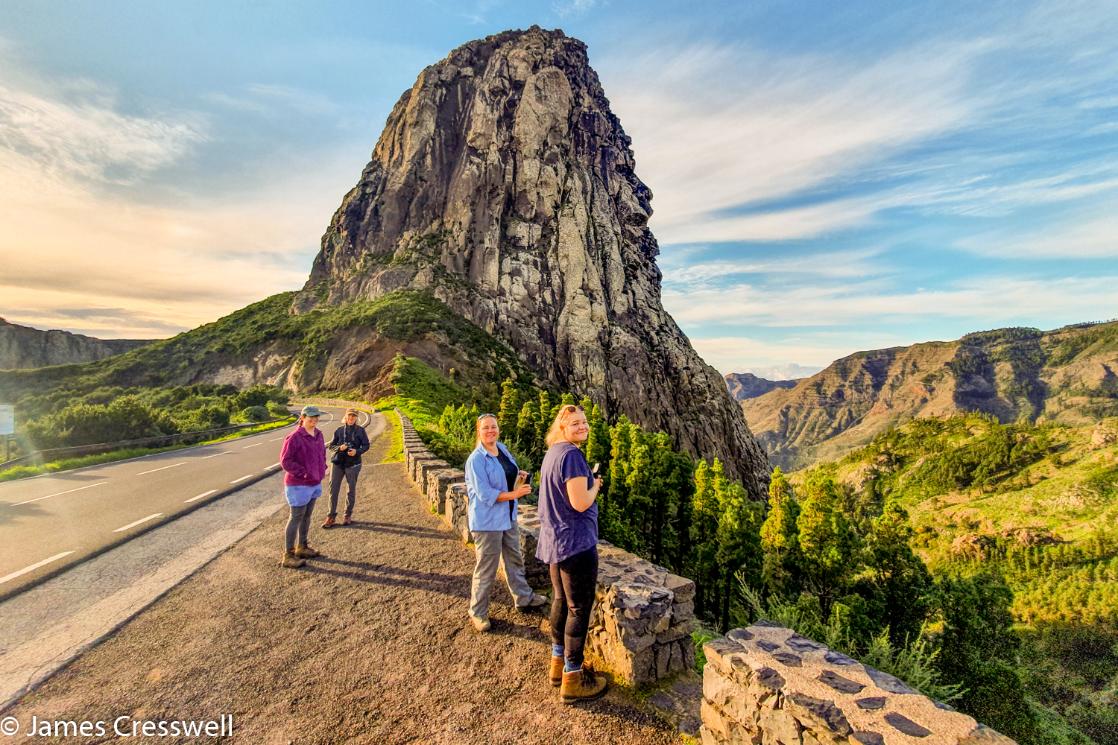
[700,623,1017,745]
[395,410,697,686]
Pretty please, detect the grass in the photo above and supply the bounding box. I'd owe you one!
[378,411,404,464]
[0,417,294,482]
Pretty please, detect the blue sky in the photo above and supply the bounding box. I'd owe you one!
[0,1,1115,377]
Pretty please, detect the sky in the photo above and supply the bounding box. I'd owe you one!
[1,0,1116,378]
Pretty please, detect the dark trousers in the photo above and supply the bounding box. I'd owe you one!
[284,499,316,551]
[549,547,598,668]
[328,463,361,518]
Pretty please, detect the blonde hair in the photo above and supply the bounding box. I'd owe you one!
[545,404,584,447]
[475,414,498,448]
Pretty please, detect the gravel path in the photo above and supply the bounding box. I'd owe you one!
[5,427,679,744]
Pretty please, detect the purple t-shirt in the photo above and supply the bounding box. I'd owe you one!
[535,441,597,564]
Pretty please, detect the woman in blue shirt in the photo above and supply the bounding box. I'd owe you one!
[536,404,608,704]
[464,414,547,632]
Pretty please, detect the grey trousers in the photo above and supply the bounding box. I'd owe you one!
[328,464,361,518]
[469,523,535,621]
[284,498,316,551]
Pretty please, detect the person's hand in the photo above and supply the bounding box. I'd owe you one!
[514,484,532,498]
[347,448,357,456]
[593,476,603,492]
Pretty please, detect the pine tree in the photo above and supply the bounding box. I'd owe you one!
[863,500,933,645]
[796,473,859,614]
[536,390,552,444]
[517,400,539,463]
[690,459,722,621]
[714,478,763,630]
[496,377,521,437]
[760,467,802,598]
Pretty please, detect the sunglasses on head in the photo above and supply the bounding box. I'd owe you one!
[477,413,496,421]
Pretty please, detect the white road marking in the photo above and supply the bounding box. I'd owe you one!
[242,442,264,449]
[0,551,75,585]
[200,452,229,460]
[268,462,281,470]
[269,437,285,442]
[112,513,163,533]
[230,474,254,484]
[135,462,185,476]
[185,489,218,503]
[14,481,107,506]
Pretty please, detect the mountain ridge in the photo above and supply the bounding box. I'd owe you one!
[742,320,1118,469]
[0,318,151,371]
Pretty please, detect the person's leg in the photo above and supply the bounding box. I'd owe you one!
[327,466,344,518]
[548,561,568,655]
[285,505,305,552]
[344,465,360,518]
[298,498,316,546]
[469,531,502,622]
[499,524,535,606]
[559,547,599,671]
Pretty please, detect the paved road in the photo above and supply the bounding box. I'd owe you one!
[0,405,377,599]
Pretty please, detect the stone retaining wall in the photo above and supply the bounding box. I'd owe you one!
[395,410,697,686]
[700,623,1017,745]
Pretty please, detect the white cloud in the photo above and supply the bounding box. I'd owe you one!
[602,38,982,242]
[691,332,904,375]
[0,81,206,185]
[661,247,889,284]
[664,275,1118,329]
[959,213,1118,259]
[0,71,362,338]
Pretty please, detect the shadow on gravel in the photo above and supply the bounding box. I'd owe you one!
[342,521,453,540]
[305,557,471,598]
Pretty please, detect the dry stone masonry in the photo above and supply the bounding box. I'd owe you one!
[700,623,1017,745]
[396,410,696,686]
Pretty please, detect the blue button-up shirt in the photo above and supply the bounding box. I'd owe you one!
[464,441,520,532]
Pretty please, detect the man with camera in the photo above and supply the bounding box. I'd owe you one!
[323,408,370,527]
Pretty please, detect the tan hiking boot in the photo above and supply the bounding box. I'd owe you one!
[470,616,491,632]
[294,544,320,558]
[549,656,564,687]
[280,550,305,569]
[322,516,336,529]
[559,664,608,704]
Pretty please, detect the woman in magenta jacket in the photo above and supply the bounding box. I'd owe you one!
[279,405,327,568]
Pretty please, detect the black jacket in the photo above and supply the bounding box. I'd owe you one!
[328,423,370,468]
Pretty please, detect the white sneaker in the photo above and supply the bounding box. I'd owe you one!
[518,593,548,610]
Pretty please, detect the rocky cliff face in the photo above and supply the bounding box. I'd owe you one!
[0,318,150,370]
[743,322,1118,469]
[294,26,770,492]
[724,372,797,401]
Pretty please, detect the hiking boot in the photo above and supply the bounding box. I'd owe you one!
[470,616,491,633]
[280,550,305,569]
[341,515,353,526]
[549,656,564,687]
[559,664,608,704]
[294,544,320,559]
[517,593,549,611]
[322,516,336,529]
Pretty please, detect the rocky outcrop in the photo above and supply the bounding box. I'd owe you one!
[725,372,797,401]
[743,322,1118,469]
[294,26,769,492]
[0,318,149,370]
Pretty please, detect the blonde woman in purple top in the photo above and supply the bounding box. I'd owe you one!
[536,404,608,703]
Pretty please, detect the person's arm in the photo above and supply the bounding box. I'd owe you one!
[326,428,341,452]
[355,427,370,456]
[280,435,307,480]
[565,475,601,513]
[465,455,503,507]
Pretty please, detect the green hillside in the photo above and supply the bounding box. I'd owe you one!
[794,413,1118,744]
